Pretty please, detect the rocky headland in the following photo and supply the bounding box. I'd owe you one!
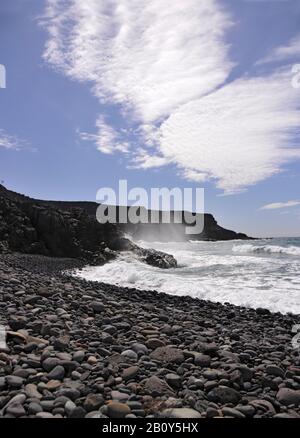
[0,184,250,262]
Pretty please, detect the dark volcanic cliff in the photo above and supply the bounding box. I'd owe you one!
[0,185,177,268]
[0,185,250,261]
[0,184,118,263]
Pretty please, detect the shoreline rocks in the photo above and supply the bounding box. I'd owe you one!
[0,252,299,418]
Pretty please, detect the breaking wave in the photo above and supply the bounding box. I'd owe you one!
[232,244,300,256]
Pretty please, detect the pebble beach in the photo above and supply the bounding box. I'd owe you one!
[0,253,300,418]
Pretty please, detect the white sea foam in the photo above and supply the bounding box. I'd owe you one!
[74,239,300,315]
[233,243,300,256]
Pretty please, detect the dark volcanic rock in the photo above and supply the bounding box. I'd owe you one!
[207,386,241,405]
[276,388,300,407]
[0,185,250,260]
[150,346,185,364]
[0,185,178,269]
[144,376,174,396]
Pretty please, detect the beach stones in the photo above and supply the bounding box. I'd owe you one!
[25,383,42,399]
[111,391,130,402]
[1,252,300,419]
[8,316,27,331]
[121,350,138,361]
[150,346,185,364]
[84,394,104,412]
[42,357,60,372]
[131,343,148,355]
[28,402,43,415]
[144,376,174,396]
[37,286,52,297]
[122,366,139,381]
[276,388,300,406]
[107,402,131,418]
[45,380,62,391]
[6,376,24,389]
[73,350,85,363]
[161,408,202,418]
[47,365,65,381]
[53,336,70,352]
[266,365,285,378]
[6,404,26,417]
[90,301,104,313]
[146,338,165,349]
[194,353,211,367]
[165,373,182,389]
[221,407,246,418]
[207,386,241,405]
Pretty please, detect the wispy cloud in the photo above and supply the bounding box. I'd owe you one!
[41,0,233,123]
[0,129,24,150]
[130,148,169,169]
[41,0,300,194]
[159,71,300,194]
[79,116,129,154]
[258,34,300,65]
[260,200,300,210]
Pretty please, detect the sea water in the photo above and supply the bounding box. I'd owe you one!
[74,237,300,315]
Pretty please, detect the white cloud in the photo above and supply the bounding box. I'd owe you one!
[0,129,23,150]
[41,0,300,193]
[260,200,300,210]
[158,71,300,193]
[41,0,233,123]
[258,34,300,65]
[79,116,129,154]
[130,148,169,169]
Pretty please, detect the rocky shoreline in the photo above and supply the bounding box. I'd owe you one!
[0,253,300,418]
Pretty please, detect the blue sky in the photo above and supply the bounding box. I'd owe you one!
[0,0,300,237]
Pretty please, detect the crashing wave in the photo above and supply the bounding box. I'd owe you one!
[232,244,300,256]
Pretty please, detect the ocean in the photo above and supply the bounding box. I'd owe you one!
[74,237,300,315]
